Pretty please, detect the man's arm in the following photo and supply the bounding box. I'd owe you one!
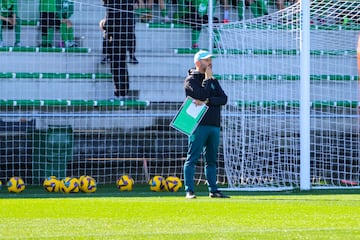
[185,77,211,101]
[206,79,228,106]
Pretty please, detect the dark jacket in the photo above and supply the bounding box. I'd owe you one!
[184,68,227,127]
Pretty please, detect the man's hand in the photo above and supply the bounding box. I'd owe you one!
[193,99,207,106]
[205,66,213,79]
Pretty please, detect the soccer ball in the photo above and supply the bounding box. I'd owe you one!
[149,175,167,192]
[80,176,97,193]
[78,175,88,184]
[60,177,80,193]
[165,176,183,192]
[43,176,60,192]
[7,177,25,193]
[116,175,134,191]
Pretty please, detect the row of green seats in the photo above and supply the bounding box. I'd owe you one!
[234,100,359,108]
[0,73,112,79]
[0,73,357,81]
[0,99,356,108]
[0,99,150,108]
[175,48,357,56]
[213,74,359,81]
[149,22,360,31]
[0,46,90,53]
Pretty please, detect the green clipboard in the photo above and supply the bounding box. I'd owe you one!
[170,97,209,136]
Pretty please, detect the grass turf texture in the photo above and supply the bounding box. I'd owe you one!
[0,185,359,239]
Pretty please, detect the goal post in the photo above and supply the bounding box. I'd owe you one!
[358,32,360,76]
[217,0,360,190]
[299,0,311,191]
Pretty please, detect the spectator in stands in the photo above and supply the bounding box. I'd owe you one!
[126,0,138,64]
[276,0,297,10]
[99,18,111,64]
[57,0,77,48]
[178,0,221,49]
[136,0,169,23]
[183,50,229,199]
[39,0,57,47]
[100,1,138,65]
[0,0,21,47]
[228,0,268,20]
[104,0,136,99]
[220,0,230,23]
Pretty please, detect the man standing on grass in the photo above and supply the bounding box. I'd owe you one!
[183,50,230,199]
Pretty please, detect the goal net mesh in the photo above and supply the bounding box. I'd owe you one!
[0,0,359,190]
[218,0,360,189]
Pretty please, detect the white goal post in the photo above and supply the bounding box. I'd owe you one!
[217,0,360,190]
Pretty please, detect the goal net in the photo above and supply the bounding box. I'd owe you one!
[218,0,360,190]
[0,0,359,191]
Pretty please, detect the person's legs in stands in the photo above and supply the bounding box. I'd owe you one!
[14,19,21,46]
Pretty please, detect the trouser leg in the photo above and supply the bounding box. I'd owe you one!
[111,34,129,97]
[14,20,20,44]
[0,20,3,42]
[184,126,208,192]
[203,126,220,192]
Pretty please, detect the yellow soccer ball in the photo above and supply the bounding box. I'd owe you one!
[80,176,97,193]
[60,177,80,193]
[116,175,134,191]
[149,175,167,192]
[43,176,60,192]
[7,177,25,193]
[78,175,88,184]
[165,176,183,192]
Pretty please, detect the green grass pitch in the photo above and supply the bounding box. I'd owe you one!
[0,184,359,239]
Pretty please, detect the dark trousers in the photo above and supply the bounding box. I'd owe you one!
[102,16,135,58]
[106,0,135,97]
[180,6,220,31]
[110,32,129,97]
[184,125,220,193]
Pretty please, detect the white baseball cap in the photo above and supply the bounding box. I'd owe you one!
[193,50,214,64]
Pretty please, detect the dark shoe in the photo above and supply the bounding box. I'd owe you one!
[101,56,111,64]
[140,14,152,23]
[213,43,222,49]
[65,40,78,48]
[192,43,199,49]
[40,43,52,48]
[129,56,139,64]
[209,191,230,198]
[185,191,196,199]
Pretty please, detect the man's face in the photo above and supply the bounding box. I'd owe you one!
[199,57,212,71]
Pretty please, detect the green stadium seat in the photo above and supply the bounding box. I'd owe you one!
[0,99,150,109]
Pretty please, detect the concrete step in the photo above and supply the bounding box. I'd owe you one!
[0,50,356,76]
[1,22,358,52]
[1,74,358,102]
